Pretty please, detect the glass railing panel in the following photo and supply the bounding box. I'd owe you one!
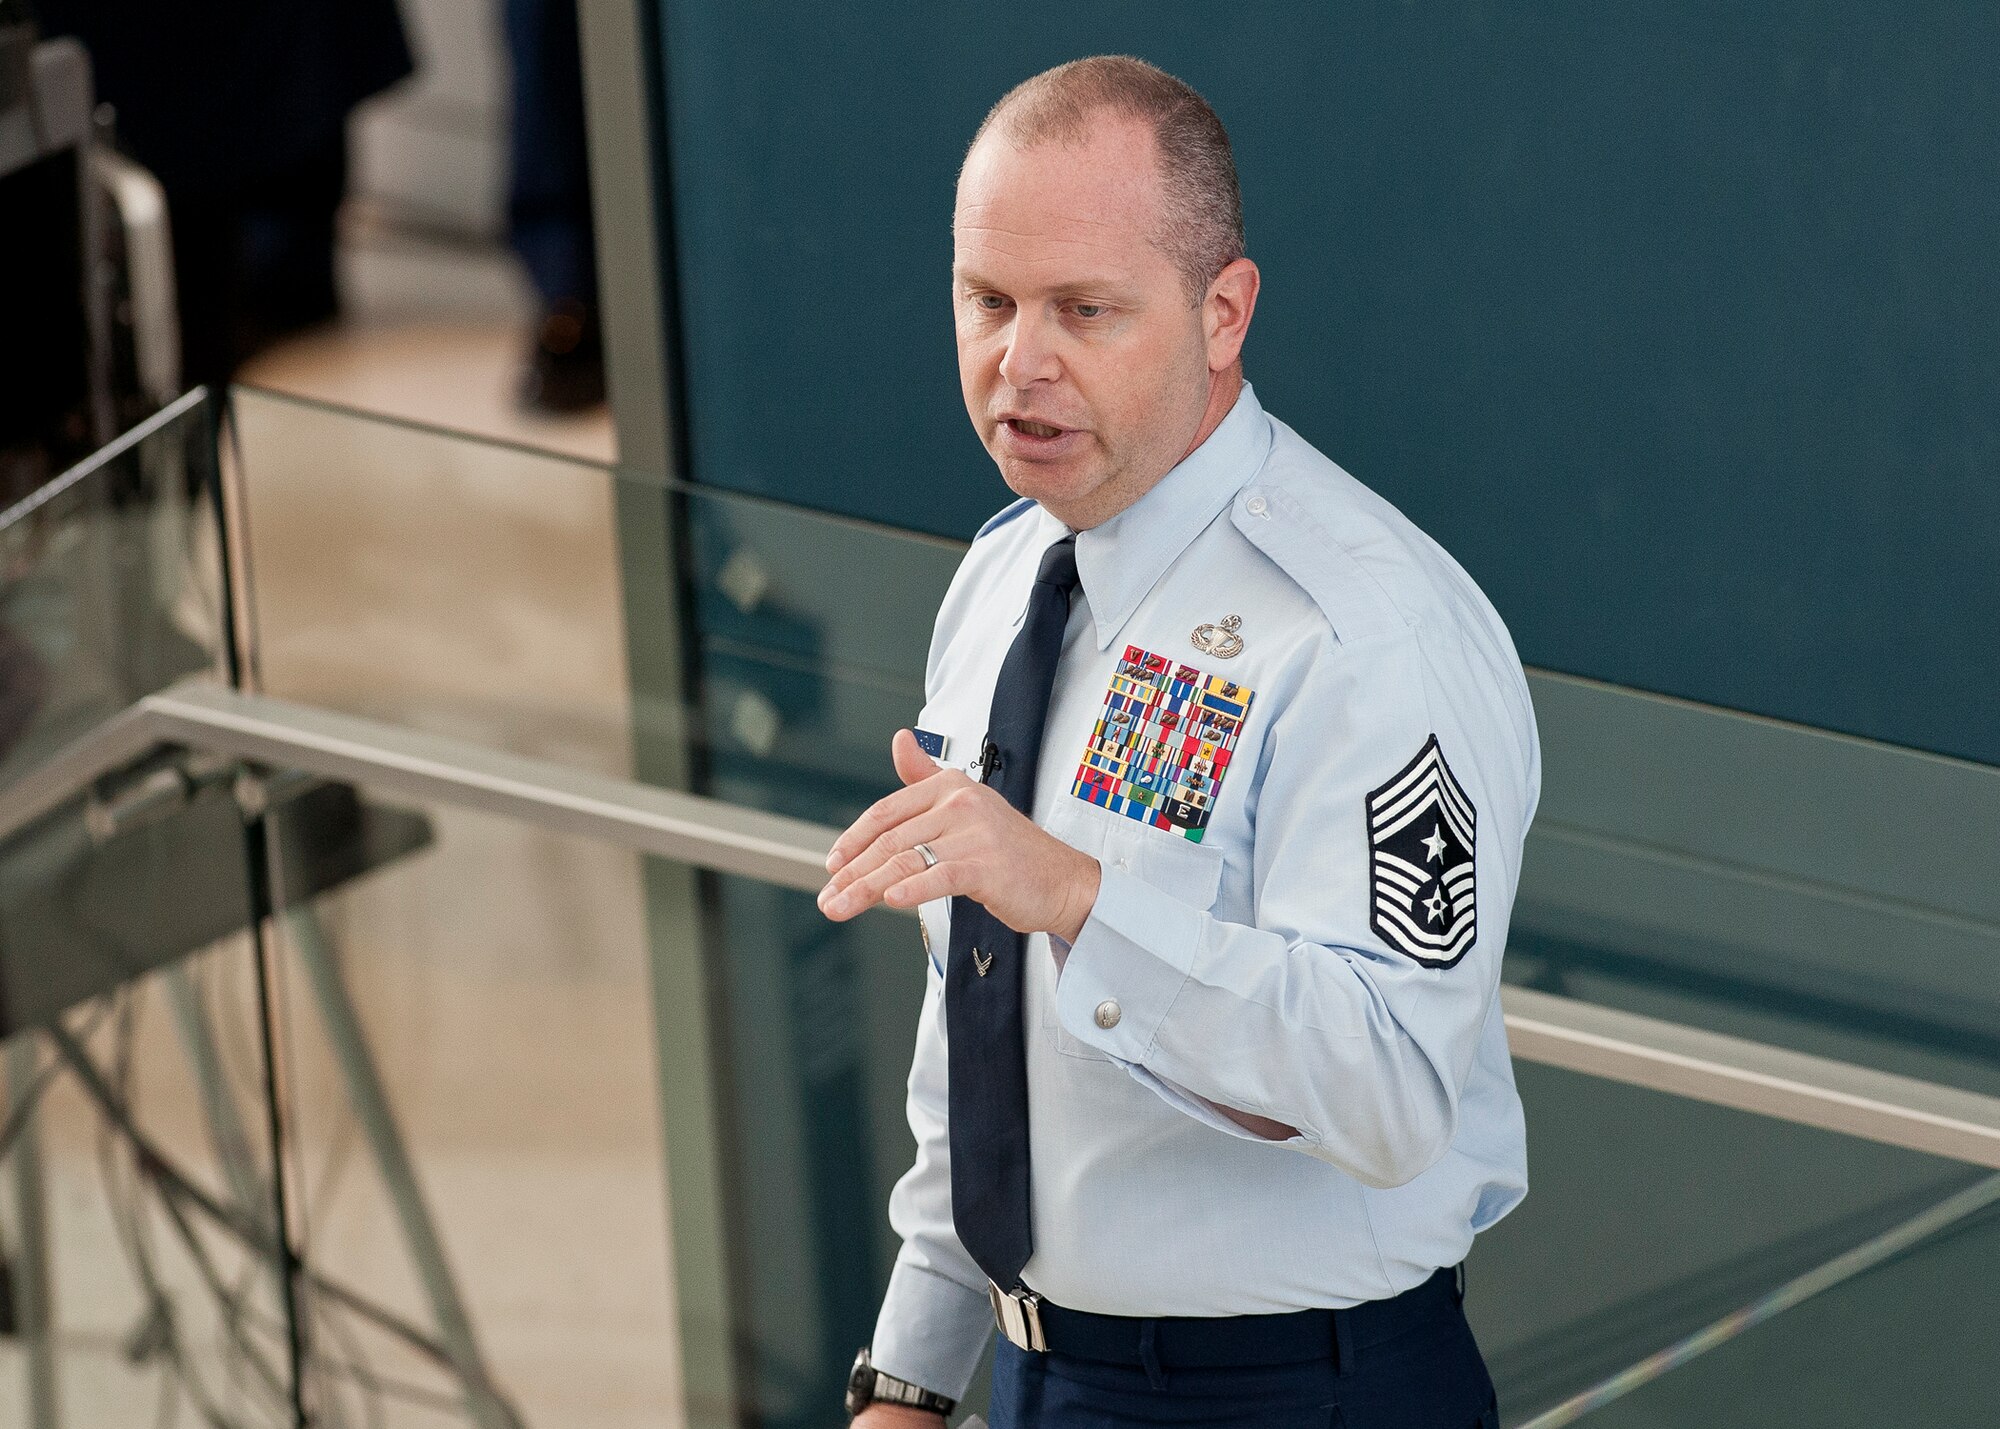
[0,391,226,789]
[684,488,958,823]
[225,387,643,779]
[1470,1062,1991,1426]
[257,786,685,1428]
[225,384,960,816]
[696,870,924,1428]
[1510,672,2000,1101]
[1525,1177,2000,1428]
[181,753,931,1429]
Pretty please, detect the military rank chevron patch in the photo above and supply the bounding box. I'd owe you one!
[1366,735,1477,968]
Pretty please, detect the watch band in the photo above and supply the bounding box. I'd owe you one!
[874,1371,954,1411]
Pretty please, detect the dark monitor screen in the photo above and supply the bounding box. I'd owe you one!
[0,146,92,508]
[1,23,97,512]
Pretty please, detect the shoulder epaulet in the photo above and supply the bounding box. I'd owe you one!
[974,496,1036,542]
[1231,426,1413,647]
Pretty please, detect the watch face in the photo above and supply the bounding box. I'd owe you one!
[844,1351,875,1416]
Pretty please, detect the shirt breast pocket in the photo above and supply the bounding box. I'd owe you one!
[1101,822,1226,911]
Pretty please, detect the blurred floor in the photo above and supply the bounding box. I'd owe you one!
[239,206,617,466]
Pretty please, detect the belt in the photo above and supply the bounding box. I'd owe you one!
[990,1266,1463,1370]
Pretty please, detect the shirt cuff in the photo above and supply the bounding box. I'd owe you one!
[1055,862,1198,1063]
[871,1259,993,1401]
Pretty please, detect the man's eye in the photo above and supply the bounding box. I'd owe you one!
[1072,304,1107,319]
[973,294,1008,311]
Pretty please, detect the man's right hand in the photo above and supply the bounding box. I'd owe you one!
[850,1406,947,1429]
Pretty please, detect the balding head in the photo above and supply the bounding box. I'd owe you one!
[951,59,1260,529]
[968,56,1244,305]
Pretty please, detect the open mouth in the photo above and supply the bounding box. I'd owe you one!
[1005,418,1066,439]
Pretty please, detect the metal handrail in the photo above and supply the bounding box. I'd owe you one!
[0,679,834,892]
[7,676,2000,1172]
[1501,986,2000,1168]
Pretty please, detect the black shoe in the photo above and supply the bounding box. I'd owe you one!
[519,299,606,413]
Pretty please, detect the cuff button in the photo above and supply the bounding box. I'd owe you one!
[1094,999,1122,1030]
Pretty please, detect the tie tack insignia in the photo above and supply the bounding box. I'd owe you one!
[972,946,993,977]
[1191,613,1245,658]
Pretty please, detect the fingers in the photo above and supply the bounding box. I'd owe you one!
[880,861,960,910]
[825,758,958,874]
[820,842,958,921]
[822,804,950,903]
[819,729,1010,922]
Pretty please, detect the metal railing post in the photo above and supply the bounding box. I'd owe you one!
[6,1037,61,1429]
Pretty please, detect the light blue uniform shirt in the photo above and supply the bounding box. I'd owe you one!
[873,385,1540,1399]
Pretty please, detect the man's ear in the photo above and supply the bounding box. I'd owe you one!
[1203,257,1261,373]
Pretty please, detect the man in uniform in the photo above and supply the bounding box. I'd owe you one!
[819,55,1537,1429]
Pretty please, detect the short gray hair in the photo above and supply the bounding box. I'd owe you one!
[970,56,1244,304]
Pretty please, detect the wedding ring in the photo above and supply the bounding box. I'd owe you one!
[914,841,939,869]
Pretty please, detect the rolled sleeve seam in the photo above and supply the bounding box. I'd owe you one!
[1141,962,1195,1062]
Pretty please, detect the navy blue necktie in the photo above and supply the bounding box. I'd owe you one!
[948,534,1080,1291]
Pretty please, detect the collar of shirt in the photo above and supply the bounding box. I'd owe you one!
[1045,382,1275,652]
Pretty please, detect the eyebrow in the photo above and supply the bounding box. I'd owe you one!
[953,268,1142,300]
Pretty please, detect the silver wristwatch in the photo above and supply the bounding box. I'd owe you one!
[846,1347,955,1419]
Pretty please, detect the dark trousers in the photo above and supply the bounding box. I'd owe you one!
[990,1272,1499,1429]
[504,0,598,307]
[167,132,348,386]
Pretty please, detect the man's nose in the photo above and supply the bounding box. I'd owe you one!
[997,309,1061,387]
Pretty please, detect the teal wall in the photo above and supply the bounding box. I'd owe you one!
[652,4,2000,768]
[645,13,1998,1421]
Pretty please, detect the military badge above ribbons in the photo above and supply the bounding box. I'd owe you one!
[1366,735,1477,968]
[1070,645,1253,843]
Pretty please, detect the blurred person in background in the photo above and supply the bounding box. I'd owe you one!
[504,0,604,413]
[31,0,413,388]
